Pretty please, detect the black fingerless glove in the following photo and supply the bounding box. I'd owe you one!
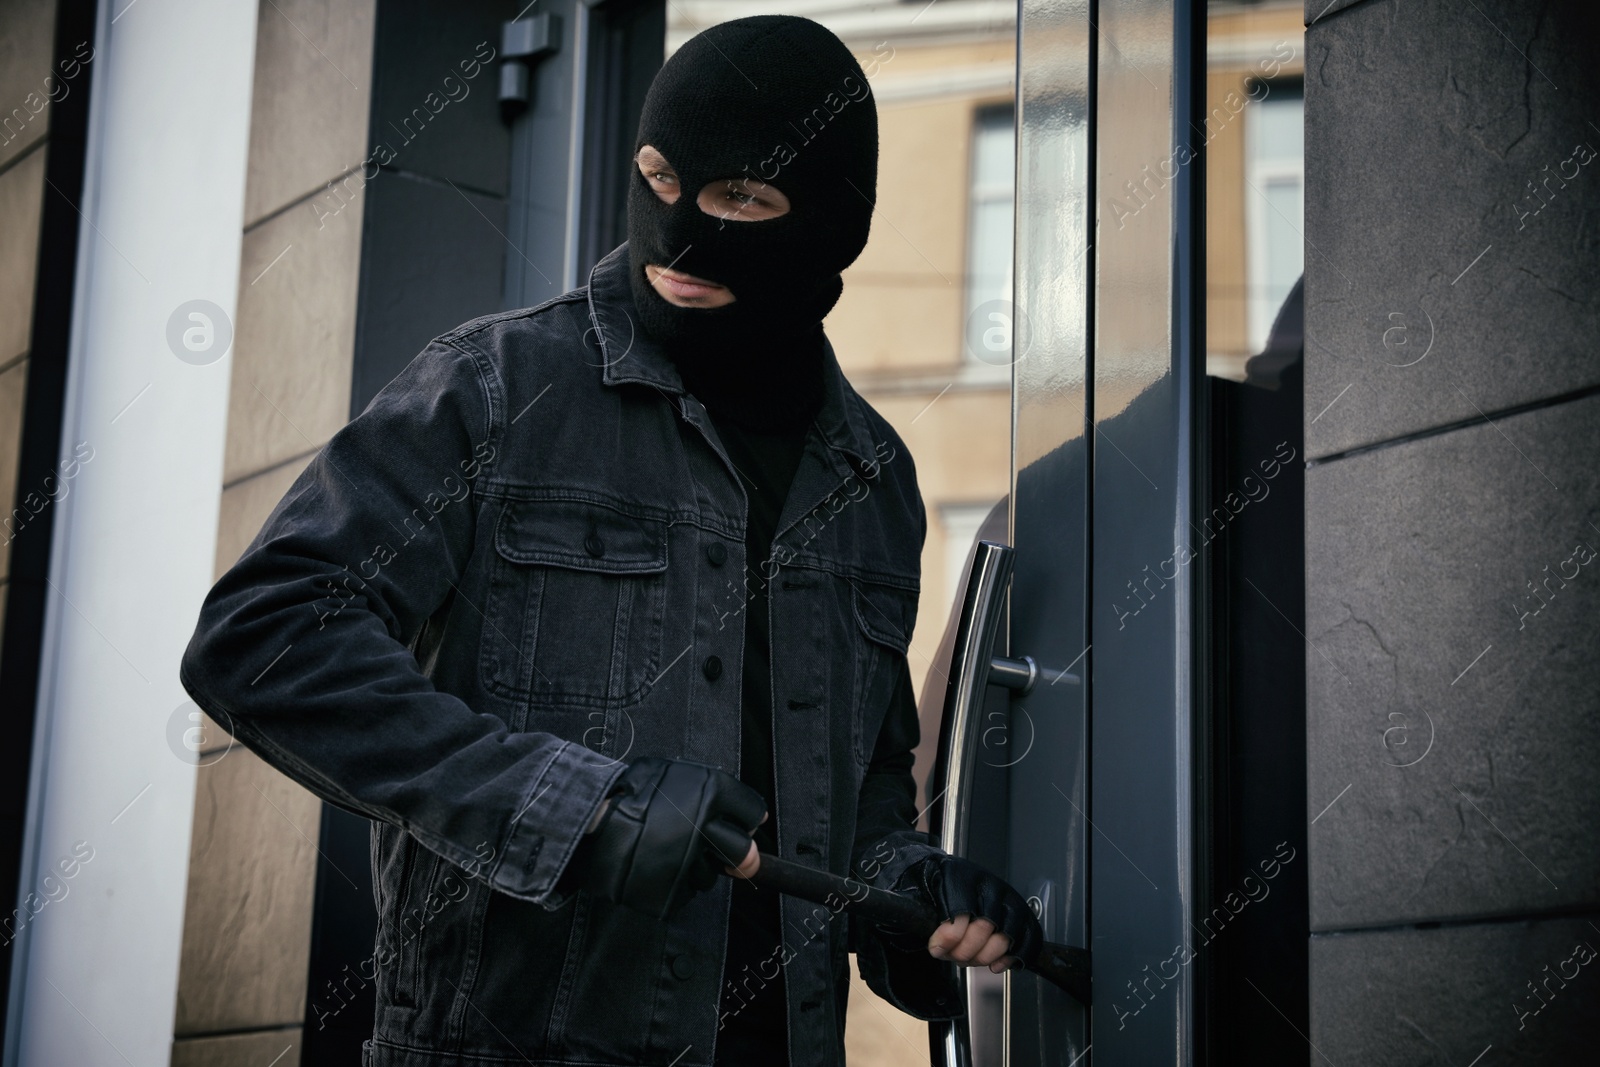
[571,756,766,919]
[893,854,1043,966]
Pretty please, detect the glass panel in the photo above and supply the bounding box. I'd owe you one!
[1204,3,1306,381]
[1008,1,1093,1065]
[1199,3,1310,1062]
[1086,0,1193,1060]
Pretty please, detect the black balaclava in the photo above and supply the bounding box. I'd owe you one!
[626,15,878,431]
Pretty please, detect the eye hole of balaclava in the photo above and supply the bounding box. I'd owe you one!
[625,15,878,351]
[637,149,794,222]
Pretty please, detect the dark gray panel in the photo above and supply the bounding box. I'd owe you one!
[1090,0,1206,1060]
[351,171,510,420]
[1303,0,1600,459]
[369,0,516,196]
[1009,0,1092,1061]
[1306,393,1600,930]
[502,0,581,305]
[1311,916,1600,1063]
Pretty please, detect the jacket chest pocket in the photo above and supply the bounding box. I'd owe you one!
[479,499,669,719]
[850,579,918,770]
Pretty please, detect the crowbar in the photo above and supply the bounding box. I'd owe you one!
[739,851,1091,1005]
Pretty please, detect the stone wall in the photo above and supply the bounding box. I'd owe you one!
[1302,0,1600,1059]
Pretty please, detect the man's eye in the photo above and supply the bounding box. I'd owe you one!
[649,171,677,185]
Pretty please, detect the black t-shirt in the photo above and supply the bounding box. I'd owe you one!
[709,413,807,1066]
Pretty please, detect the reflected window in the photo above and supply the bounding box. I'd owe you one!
[1245,85,1304,353]
[1203,0,1305,381]
[966,104,1015,362]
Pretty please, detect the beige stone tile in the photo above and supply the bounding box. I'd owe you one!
[0,0,58,171]
[0,144,46,364]
[243,0,377,227]
[170,1028,301,1067]
[174,745,322,1035]
[215,453,315,580]
[224,184,360,484]
[1,357,30,580]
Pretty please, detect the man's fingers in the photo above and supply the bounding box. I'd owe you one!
[930,915,999,962]
[928,914,970,957]
[928,915,1019,969]
[703,816,756,869]
[972,931,1013,968]
[717,782,766,832]
[950,916,996,961]
[725,840,760,880]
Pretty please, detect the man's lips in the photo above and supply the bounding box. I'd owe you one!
[650,265,728,299]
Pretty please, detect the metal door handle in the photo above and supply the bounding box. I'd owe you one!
[930,541,1088,1067]
[930,541,1011,1067]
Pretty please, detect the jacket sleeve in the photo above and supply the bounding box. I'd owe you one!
[849,656,962,1021]
[179,336,624,909]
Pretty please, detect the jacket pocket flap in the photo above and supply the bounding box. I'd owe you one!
[852,580,917,654]
[494,499,668,574]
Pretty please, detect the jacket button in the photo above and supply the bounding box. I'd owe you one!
[583,533,605,558]
[670,953,695,980]
[702,655,723,681]
[705,542,727,566]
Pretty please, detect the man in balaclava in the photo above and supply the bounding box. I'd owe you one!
[612,15,1044,1064]
[624,16,878,1060]
[180,12,1043,1067]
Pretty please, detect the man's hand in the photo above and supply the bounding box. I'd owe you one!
[894,854,1043,973]
[575,757,765,918]
[928,914,1024,973]
[723,813,765,880]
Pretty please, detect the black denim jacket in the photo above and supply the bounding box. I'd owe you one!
[180,244,959,1066]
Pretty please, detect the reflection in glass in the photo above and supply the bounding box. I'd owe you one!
[966,104,1017,362]
[1246,86,1305,352]
[1204,1,1306,381]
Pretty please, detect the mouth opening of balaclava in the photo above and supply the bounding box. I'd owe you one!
[625,15,878,431]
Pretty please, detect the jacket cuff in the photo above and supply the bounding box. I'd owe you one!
[856,831,943,893]
[855,921,963,1020]
[488,741,626,907]
[851,836,960,1019]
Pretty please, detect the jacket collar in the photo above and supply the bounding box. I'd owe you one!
[585,243,885,469]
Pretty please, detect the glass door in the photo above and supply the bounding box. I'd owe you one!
[936,3,1312,1065]
[940,0,1201,1063]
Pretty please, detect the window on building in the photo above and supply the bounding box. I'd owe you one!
[965,103,1016,364]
